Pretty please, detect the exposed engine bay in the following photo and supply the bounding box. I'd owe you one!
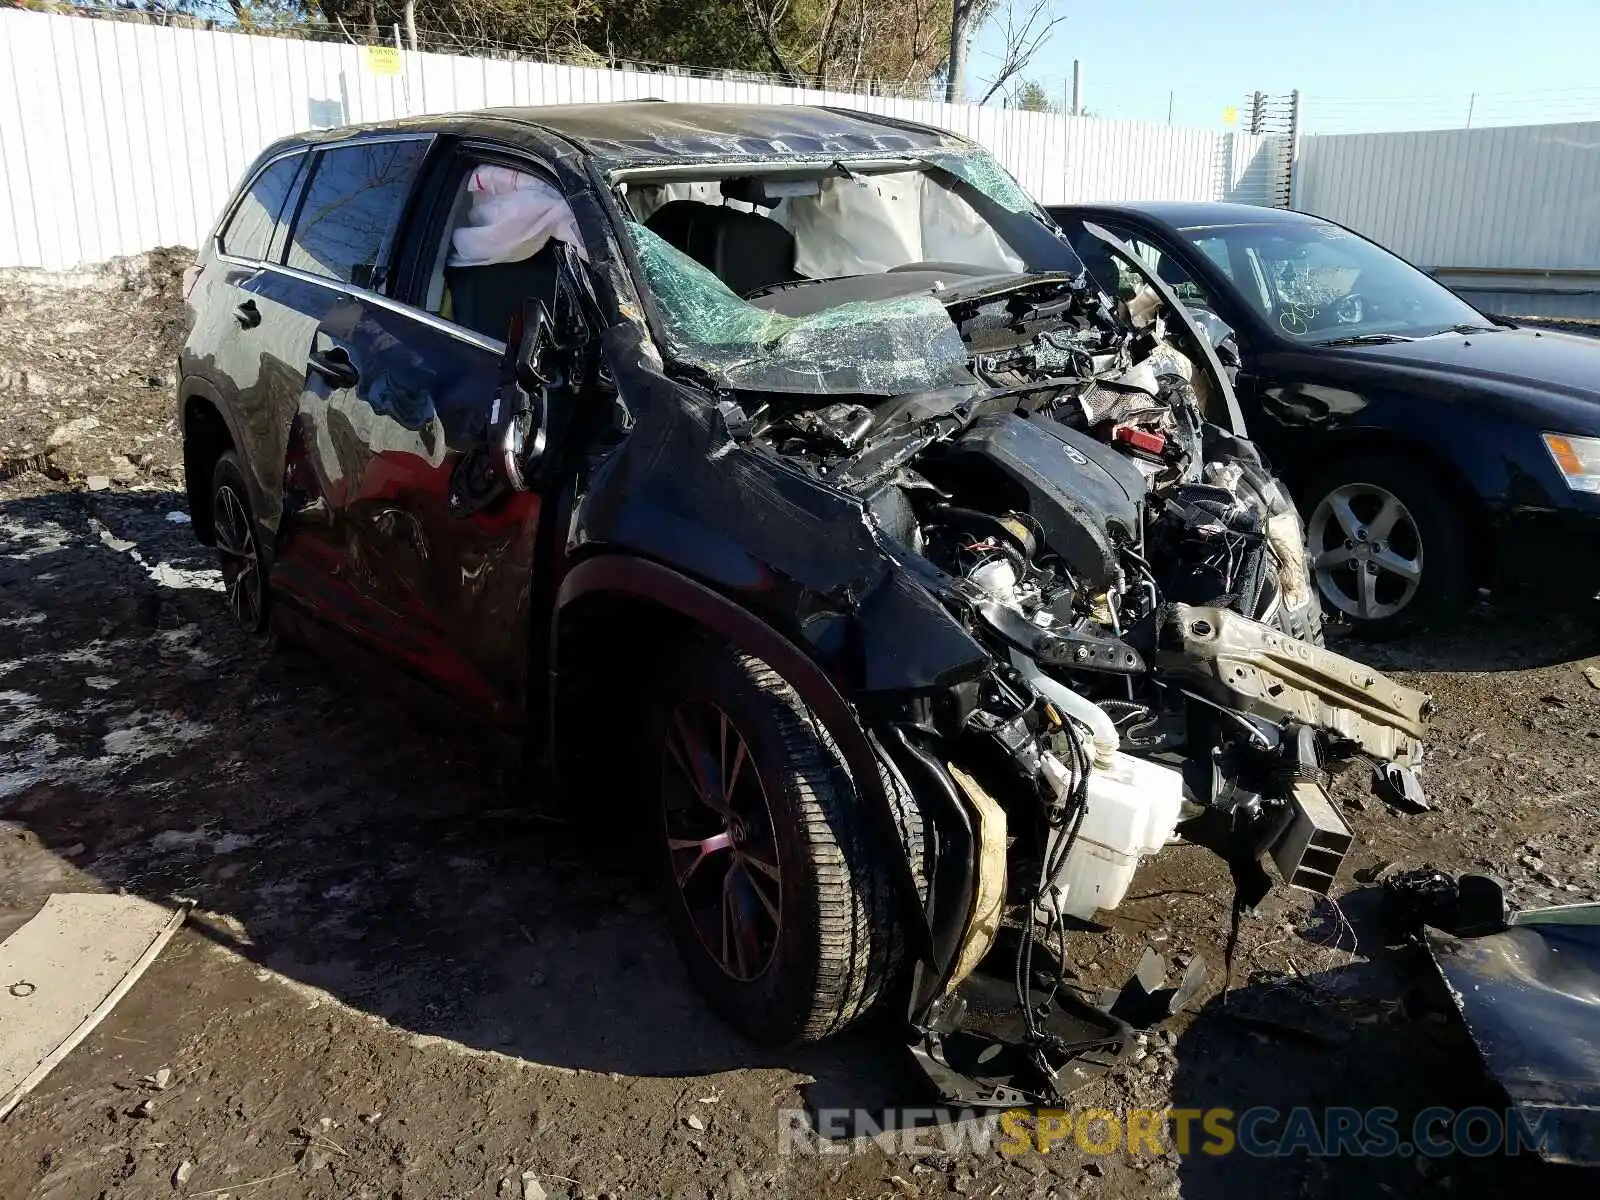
[726,226,1433,1105]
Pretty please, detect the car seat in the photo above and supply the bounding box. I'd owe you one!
[444,245,559,342]
[644,199,799,296]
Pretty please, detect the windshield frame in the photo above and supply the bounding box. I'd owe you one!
[1168,215,1491,349]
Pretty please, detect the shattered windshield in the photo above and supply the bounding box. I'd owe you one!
[625,221,975,395]
[616,148,1083,393]
[930,150,1038,215]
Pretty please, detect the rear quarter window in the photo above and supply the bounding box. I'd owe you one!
[219,155,304,262]
[286,139,430,290]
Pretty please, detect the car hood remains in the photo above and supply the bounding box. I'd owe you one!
[1325,327,1600,433]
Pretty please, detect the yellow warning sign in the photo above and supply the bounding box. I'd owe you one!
[1221,106,1239,126]
[365,45,402,76]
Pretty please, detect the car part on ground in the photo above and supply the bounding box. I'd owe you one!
[1385,869,1600,1168]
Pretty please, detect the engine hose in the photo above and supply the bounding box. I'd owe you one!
[1009,649,1119,767]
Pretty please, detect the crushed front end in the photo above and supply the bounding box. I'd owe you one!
[579,163,1434,1105]
[723,229,1432,1104]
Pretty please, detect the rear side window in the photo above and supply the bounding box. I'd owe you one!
[220,155,304,262]
[286,140,429,289]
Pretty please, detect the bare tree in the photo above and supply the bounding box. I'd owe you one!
[975,0,1065,104]
[943,0,976,102]
[737,0,802,82]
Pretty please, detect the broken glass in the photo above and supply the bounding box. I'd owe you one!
[625,222,973,395]
[932,151,1038,215]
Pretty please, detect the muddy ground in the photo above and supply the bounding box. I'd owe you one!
[1,258,1597,1199]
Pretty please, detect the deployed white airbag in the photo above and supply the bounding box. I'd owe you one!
[448,165,587,267]
[782,172,1023,279]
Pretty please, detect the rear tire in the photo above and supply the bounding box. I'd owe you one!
[210,450,270,635]
[1303,454,1468,638]
[650,642,923,1046]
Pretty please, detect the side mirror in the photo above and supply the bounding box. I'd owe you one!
[448,298,563,516]
[497,298,560,489]
[449,250,597,517]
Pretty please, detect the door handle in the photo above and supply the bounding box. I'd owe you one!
[233,298,260,329]
[307,344,360,389]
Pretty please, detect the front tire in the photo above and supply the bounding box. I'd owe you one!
[650,643,918,1046]
[1304,454,1468,637]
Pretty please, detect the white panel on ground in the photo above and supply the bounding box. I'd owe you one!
[0,894,188,1120]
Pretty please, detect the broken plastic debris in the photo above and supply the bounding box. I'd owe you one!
[0,895,190,1120]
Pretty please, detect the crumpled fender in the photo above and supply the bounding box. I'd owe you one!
[564,322,992,698]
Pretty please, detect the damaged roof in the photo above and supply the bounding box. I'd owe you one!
[476,102,963,164]
[284,102,965,167]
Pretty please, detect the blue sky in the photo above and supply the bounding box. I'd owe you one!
[968,0,1600,132]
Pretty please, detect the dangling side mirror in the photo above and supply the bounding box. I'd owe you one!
[496,297,559,491]
[449,298,563,516]
[449,248,598,517]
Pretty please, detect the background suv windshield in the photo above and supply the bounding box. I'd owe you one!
[1178,220,1487,343]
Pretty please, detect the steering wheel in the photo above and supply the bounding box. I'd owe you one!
[1332,293,1366,325]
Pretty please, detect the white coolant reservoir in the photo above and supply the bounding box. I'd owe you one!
[1042,751,1185,921]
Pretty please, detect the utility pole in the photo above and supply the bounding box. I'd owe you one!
[1167,90,1174,125]
[1465,92,1476,128]
[1070,58,1082,117]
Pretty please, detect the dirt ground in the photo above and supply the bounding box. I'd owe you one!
[1,258,1597,1199]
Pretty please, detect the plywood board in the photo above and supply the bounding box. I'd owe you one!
[0,893,187,1119]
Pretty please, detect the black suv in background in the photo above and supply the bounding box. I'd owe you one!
[179,105,1429,1106]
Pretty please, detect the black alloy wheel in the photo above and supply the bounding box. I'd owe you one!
[211,450,269,634]
[660,697,785,982]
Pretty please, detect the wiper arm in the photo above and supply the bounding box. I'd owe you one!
[1320,332,1418,347]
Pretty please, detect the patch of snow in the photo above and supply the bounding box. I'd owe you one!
[101,709,209,760]
[0,516,73,562]
[147,561,223,591]
[149,827,257,855]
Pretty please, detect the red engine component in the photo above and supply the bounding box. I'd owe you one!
[1113,425,1166,456]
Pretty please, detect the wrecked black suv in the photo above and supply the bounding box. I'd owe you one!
[180,103,1431,1104]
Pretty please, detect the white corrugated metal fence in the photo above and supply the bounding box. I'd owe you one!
[1296,121,1600,271]
[0,8,1282,270]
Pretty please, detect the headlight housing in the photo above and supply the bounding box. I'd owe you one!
[1542,432,1600,494]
